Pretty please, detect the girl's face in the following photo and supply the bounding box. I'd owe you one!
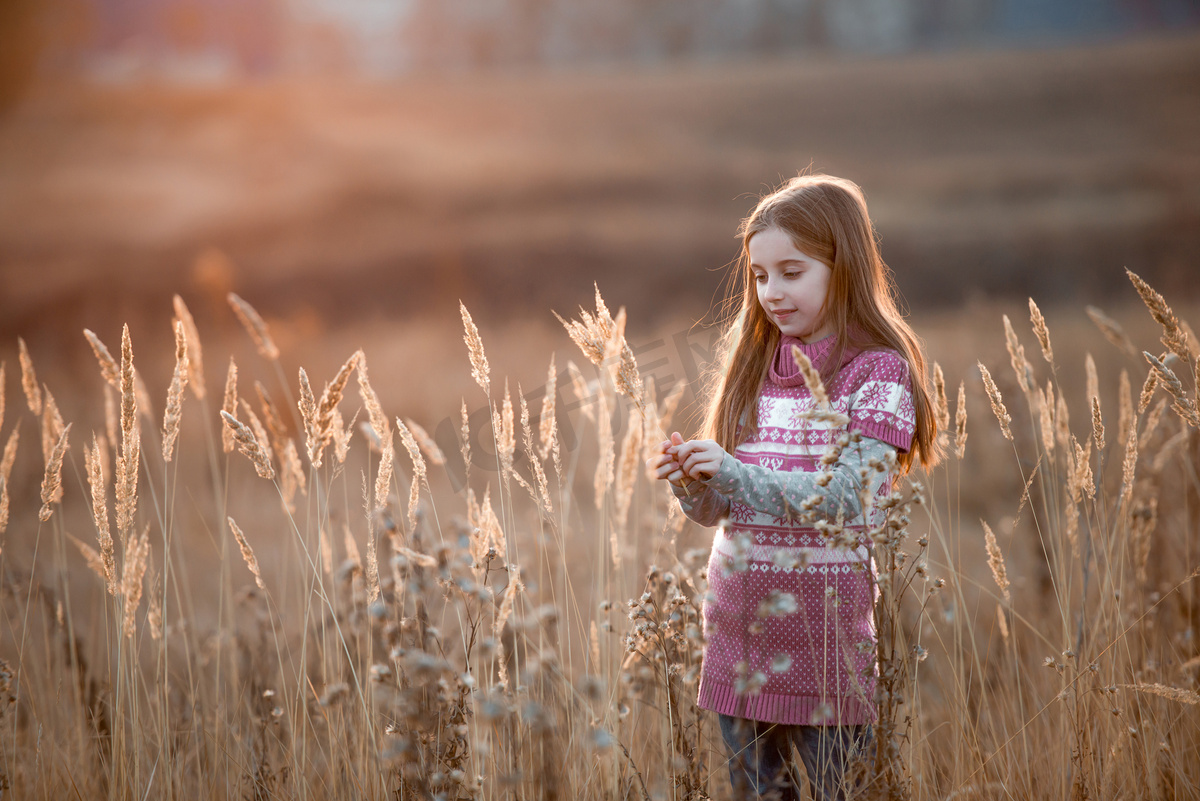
[748,226,834,342]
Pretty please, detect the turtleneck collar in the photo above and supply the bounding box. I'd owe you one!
[768,334,840,387]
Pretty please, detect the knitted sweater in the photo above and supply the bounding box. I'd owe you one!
[672,334,916,726]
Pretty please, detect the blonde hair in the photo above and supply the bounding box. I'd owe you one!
[699,173,942,473]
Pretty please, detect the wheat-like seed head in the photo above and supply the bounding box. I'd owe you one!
[1037,387,1055,458]
[1086,305,1138,357]
[1143,351,1200,427]
[566,359,595,423]
[356,352,390,445]
[977,363,1012,442]
[172,295,206,400]
[116,325,140,543]
[280,439,306,513]
[221,357,238,454]
[0,476,8,537]
[343,522,362,571]
[1130,496,1159,583]
[162,320,189,463]
[396,418,425,530]
[1120,682,1199,706]
[1055,389,1071,452]
[459,302,490,396]
[365,529,380,604]
[120,526,151,637]
[494,379,516,485]
[227,292,280,361]
[1121,424,1138,497]
[312,351,360,466]
[18,337,41,416]
[240,400,273,468]
[85,435,116,594]
[145,567,163,641]
[955,381,968,459]
[41,388,63,466]
[254,381,287,455]
[1142,398,1168,443]
[82,329,120,388]
[1,427,18,485]
[404,418,445,467]
[933,362,949,432]
[459,398,471,475]
[332,408,353,464]
[227,517,266,591]
[220,410,275,480]
[1127,269,1192,363]
[1090,396,1105,453]
[374,433,394,512]
[608,307,645,407]
[792,346,830,407]
[297,367,319,463]
[1002,315,1031,394]
[538,353,558,465]
[981,521,1010,603]
[67,532,108,585]
[1029,298,1054,364]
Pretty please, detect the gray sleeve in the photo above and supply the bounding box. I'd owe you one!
[669,479,732,528]
[700,436,899,522]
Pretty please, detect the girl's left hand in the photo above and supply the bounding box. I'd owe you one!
[667,437,728,482]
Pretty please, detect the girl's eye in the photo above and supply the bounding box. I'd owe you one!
[784,272,798,279]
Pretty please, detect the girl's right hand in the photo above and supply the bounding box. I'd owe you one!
[646,431,689,490]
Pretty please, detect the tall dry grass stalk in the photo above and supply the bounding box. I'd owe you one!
[460,301,491,396]
[227,292,280,361]
[977,362,1013,441]
[5,275,1200,801]
[161,320,189,462]
[18,337,41,415]
[173,294,206,399]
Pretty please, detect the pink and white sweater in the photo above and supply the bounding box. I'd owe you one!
[672,334,916,726]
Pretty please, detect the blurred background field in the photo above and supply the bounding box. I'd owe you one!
[2,2,1200,799]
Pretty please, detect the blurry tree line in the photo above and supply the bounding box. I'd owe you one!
[1,0,1196,95]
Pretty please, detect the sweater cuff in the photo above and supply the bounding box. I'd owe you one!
[703,452,745,496]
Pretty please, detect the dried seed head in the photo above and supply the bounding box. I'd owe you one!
[459,301,490,396]
[18,337,41,415]
[220,411,275,480]
[792,346,829,407]
[85,435,116,594]
[1029,298,1054,364]
[162,320,189,463]
[459,398,471,474]
[933,362,950,432]
[1003,315,1031,394]
[227,292,280,361]
[1127,269,1192,363]
[977,363,1012,442]
[120,527,152,638]
[1091,397,1105,453]
[172,295,206,399]
[228,517,266,591]
[1086,305,1137,358]
[955,381,968,459]
[537,353,560,462]
[311,351,360,467]
[116,325,140,542]
[38,423,71,522]
[1143,351,1200,427]
[982,521,1010,604]
[222,357,238,454]
[83,329,120,388]
[404,418,445,466]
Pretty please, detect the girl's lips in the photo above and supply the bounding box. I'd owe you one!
[773,310,795,319]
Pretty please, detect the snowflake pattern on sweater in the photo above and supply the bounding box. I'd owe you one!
[672,334,915,726]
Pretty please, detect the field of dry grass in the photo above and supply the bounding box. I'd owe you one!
[0,271,1197,799]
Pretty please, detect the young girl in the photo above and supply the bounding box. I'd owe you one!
[647,174,940,801]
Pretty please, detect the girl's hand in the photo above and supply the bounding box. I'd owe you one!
[668,435,728,482]
[645,431,689,489]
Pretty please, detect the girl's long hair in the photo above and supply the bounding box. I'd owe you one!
[698,173,942,473]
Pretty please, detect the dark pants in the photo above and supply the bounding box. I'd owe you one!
[718,714,872,801]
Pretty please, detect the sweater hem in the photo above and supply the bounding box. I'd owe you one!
[697,677,876,726]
